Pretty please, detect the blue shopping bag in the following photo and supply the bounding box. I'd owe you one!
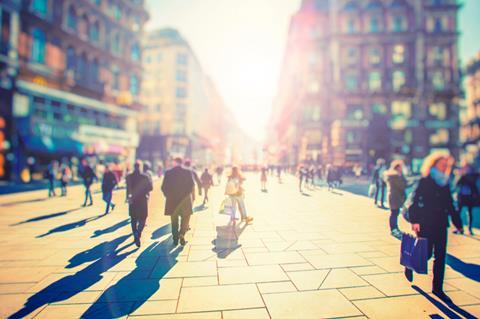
[400,233,428,274]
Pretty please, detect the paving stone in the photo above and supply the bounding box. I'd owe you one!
[163,261,217,278]
[320,269,369,289]
[34,304,93,319]
[280,263,314,272]
[303,253,372,269]
[264,290,362,319]
[339,286,385,300]
[257,281,297,294]
[245,251,306,265]
[183,276,218,287]
[129,313,221,319]
[223,308,270,319]
[177,284,264,312]
[286,269,329,291]
[129,300,177,316]
[219,265,288,284]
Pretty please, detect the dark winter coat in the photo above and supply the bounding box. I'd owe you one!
[161,166,195,216]
[456,172,480,207]
[126,170,153,218]
[409,176,462,236]
[385,171,407,210]
[102,171,118,193]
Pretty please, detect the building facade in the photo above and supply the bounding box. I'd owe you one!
[269,0,462,172]
[6,0,148,180]
[461,52,480,167]
[139,28,234,167]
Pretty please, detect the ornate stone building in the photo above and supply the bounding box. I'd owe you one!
[269,0,462,171]
[8,0,148,179]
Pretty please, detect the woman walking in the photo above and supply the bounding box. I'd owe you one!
[385,160,407,238]
[260,167,268,192]
[225,166,253,225]
[406,153,463,303]
[456,164,480,235]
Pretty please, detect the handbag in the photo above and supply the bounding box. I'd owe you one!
[400,233,428,274]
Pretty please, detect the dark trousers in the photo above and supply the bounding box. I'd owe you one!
[103,191,113,214]
[83,185,93,205]
[48,178,56,197]
[60,182,67,196]
[131,215,146,240]
[389,209,400,231]
[422,228,448,291]
[203,187,209,204]
[460,205,474,231]
[171,213,191,240]
[374,181,386,206]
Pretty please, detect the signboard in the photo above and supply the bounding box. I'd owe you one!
[74,125,139,148]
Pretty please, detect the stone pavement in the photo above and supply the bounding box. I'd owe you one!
[0,174,479,319]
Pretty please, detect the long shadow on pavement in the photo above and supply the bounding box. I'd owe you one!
[212,222,247,259]
[37,214,105,238]
[11,207,83,226]
[151,224,171,240]
[8,236,135,319]
[91,219,130,238]
[412,285,477,319]
[81,238,183,318]
[0,197,47,207]
[447,254,480,282]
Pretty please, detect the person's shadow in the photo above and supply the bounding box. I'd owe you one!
[37,214,105,238]
[151,224,172,240]
[212,222,247,259]
[8,237,135,319]
[81,238,184,318]
[447,254,480,282]
[11,207,83,226]
[91,219,130,238]
[412,285,477,319]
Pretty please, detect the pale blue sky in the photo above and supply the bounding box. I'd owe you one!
[146,0,480,141]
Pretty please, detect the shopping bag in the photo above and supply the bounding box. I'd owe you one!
[368,184,376,198]
[219,197,234,216]
[400,233,428,274]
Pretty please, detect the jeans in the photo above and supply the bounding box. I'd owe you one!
[131,215,146,240]
[103,192,113,214]
[459,205,474,231]
[171,213,191,240]
[389,209,400,231]
[48,178,56,197]
[229,195,247,219]
[83,185,93,205]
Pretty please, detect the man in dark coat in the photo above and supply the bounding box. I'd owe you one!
[102,165,118,215]
[126,161,153,247]
[80,159,97,206]
[161,157,194,246]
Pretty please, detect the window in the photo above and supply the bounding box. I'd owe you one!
[346,131,359,145]
[312,106,321,121]
[430,129,449,145]
[130,75,139,96]
[31,28,46,64]
[1,11,12,56]
[392,70,406,91]
[175,104,187,121]
[78,53,88,80]
[90,59,99,82]
[368,47,381,65]
[369,16,380,33]
[66,47,76,70]
[346,47,359,65]
[90,21,99,42]
[176,87,187,98]
[114,4,122,21]
[431,46,448,66]
[32,0,48,17]
[345,72,358,91]
[111,33,120,55]
[392,15,405,32]
[346,18,356,34]
[434,17,443,32]
[176,70,187,82]
[392,44,405,64]
[372,103,387,114]
[131,43,140,61]
[112,66,119,91]
[347,105,364,120]
[67,6,77,30]
[177,53,188,65]
[368,72,382,91]
[391,101,411,122]
[432,71,445,90]
[429,103,447,120]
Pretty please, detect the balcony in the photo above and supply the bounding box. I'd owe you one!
[71,74,105,97]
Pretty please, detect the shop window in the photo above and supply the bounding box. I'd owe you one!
[31,28,46,64]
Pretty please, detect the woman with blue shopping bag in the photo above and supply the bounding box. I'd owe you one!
[404,153,463,304]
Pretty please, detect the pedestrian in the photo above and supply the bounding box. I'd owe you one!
[126,161,153,247]
[326,165,336,191]
[161,157,195,246]
[455,164,480,235]
[260,166,268,191]
[372,159,387,208]
[316,165,323,186]
[59,162,71,197]
[406,153,464,304]
[200,168,214,205]
[276,165,282,183]
[353,164,362,179]
[225,166,253,224]
[45,160,58,197]
[215,166,224,185]
[102,164,118,215]
[143,161,154,183]
[298,166,306,193]
[385,160,408,238]
[308,166,316,188]
[80,159,97,207]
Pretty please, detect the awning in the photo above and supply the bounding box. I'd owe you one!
[20,135,83,155]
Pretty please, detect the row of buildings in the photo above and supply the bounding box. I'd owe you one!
[0,0,241,181]
[267,0,467,172]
